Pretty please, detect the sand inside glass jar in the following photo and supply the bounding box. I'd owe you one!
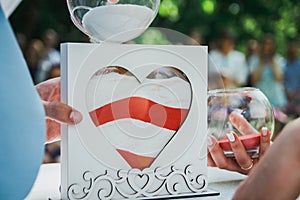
[82,4,154,43]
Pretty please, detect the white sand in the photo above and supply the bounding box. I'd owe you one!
[82,4,154,43]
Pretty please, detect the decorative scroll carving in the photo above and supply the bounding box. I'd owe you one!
[68,165,207,200]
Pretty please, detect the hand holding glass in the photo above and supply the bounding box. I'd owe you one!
[208,88,274,157]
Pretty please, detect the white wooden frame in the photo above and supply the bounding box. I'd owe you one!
[61,43,209,199]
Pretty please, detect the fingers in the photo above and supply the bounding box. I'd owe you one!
[208,133,255,174]
[207,152,217,167]
[227,131,254,172]
[36,77,60,100]
[45,119,60,143]
[259,127,271,157]
[207,135,232,170]
[108,0,119,3]
[43,101,82,125]
[229,110,259,135]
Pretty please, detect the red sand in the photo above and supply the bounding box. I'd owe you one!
[218,134,261,151]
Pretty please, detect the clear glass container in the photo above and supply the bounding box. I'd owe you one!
[66,0,160,43]
[208,87,274,157]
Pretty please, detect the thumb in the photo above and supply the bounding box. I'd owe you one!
[43,101,82,124]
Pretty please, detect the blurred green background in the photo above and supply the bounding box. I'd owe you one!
[9,0,300,53]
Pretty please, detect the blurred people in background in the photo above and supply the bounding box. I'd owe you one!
[284,40,300,116]
[24,39,44,82]
[46,63,60,80]
[251,34,287,108]
[208,29,248,89]
[245,39,259,87]
[208,39,217,52]
[43,141,61,163]
[185,28,203,45]
[35,29,60,83]
[16,32,28,54]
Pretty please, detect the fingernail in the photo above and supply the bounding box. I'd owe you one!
[226,132,235,143]
[262,127,268,137]
[207,135,214,147]
[69,111,82,123]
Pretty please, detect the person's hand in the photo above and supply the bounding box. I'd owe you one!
[108,0,119,3]
[207,111,271,175]
[36,77,82,143]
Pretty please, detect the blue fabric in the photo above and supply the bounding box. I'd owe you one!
[0,5,45,200]
[284,59,300,103]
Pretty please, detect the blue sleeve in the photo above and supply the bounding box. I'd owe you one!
[0,5,46,200]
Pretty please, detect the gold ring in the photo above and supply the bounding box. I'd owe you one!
[241,160,254,171]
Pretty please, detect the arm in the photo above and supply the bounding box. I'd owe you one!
[0,3,81,199]
[270,57,284,82]
[251,61,265,84]
[233,118,300,200]
[0,5,45,199]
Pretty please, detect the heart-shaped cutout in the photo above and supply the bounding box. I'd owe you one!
[86,67,192,170]
[133,173,149,189]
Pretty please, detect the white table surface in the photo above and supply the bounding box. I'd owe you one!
[25,164,248,200]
